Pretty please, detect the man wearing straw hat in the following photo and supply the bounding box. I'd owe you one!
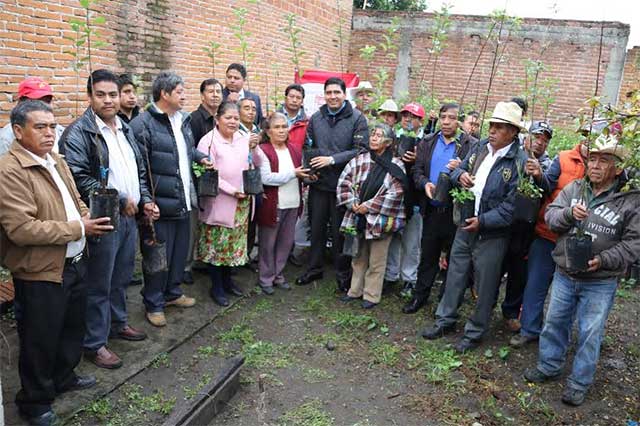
[524,134,640,406]
[421,101,528,353]
[61,69,157,369]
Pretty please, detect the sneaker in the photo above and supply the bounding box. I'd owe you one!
[509,333,538,348]
[165,295,196,308]
[523,367,561,383]
[561,387,586,406]
[146,311,167,327]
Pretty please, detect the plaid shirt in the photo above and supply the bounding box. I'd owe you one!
[336,151,406,240]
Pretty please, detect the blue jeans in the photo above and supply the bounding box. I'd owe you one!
[84,215,137,351]
[537,270,617,392]
[520,237,556,337]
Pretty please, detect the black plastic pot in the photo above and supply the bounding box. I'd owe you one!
[566,234,593,272]
[243,168,263,195]
[342,233,359,257]
[628,261,640,282]
[433,172,451,203]
[89,187,119,232]
[513,192,541,224]
[141,239,168,275]
[453,198,476,227]
[198,169,219,197]
[396,135,416,158]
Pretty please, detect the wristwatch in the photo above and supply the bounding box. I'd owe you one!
[329,157,335,165]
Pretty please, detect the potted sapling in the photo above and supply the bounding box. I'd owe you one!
[341,225,359,258]
[513,161,544,223]
[89,140,119,232]
[433,170,452,203]
[565,183,592,272]
[193,146,218,197]
[450,187,475,226]
[242,151,263,195]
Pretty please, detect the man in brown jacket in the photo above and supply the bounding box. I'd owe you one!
[0,100,112,426]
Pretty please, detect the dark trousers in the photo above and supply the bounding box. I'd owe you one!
[414,205,457,301]
[14,259,87,417]
[84,214,137,351]
[141,216,189,312]
[500,222,535,319]
[306,187,351,284]
[435,229,509,341]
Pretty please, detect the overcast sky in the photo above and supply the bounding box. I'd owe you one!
[427,0,639,49]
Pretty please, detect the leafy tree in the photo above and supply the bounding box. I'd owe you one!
[354,0,427,10]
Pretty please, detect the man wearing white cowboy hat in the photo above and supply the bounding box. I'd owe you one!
[421,101,529,353]
[524,134,640,406]
[350,81,375,115]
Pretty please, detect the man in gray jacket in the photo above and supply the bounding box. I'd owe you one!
[295,77,368,290]
[524,135,640,406]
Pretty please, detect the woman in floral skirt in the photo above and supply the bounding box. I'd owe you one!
[196,101,260,306]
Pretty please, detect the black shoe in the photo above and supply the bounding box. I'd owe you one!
[261,286,275,295]
[561,387,586,406]
[453,337,480,353]
[361,300,377,309]
[210,292,229,307]
[182,271,194,285]
[295,272,323,286]
[129,277,143,286]
[421,323,455,340]
[523,367,561,384]
[402,297,427,314]
[224,281,244,297]
[340,294,359,303]
[57,375,97,394]
[19,409,59,426]
[336,280,350,293]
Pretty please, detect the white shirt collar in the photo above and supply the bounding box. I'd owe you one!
[93,112,123,132]
[488,141,514,158]
[23,146,55,168]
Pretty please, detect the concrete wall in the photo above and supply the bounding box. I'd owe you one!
[619,46,640,100]
[0,0,353,124]
[348,10,631,127]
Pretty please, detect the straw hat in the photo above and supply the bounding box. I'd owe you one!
[590,134,628,161]
[487,102,527,132]
[350,81,374,97]
[378,99,399,113]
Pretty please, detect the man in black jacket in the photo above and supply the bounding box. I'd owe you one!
[295,77,369,290]
[222,63,263,126]
[60,69,158,369]
[403,102,476,314]
[129,71,211,328]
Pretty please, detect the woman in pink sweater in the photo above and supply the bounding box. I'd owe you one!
[196,102,260,306]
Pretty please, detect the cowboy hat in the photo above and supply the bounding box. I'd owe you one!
[487,101,527,132]
[350,81,374,97]
[378,99,399,113]
[590,134,629,161]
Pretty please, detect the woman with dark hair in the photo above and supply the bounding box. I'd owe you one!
[255,113,311,294]
[337,123,407,309]
[196,101,260,306]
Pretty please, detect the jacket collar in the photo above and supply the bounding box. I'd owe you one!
[148,103,191,126]
[9,141,62,169]
[320,101,353,120]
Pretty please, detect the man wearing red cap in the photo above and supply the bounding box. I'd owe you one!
[0,77,65,156]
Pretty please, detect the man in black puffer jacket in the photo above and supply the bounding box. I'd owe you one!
[129,71,211,328]
[295,77,369,290]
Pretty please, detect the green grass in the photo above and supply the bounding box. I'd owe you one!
[183,373,212,400]
[278,400,334,426]
[324,311,378,331]
[219,323,256,345]
[369,340,402,367]
[409,341,463,383]
[302,367,335,383]
[150,352,170,369]
[244,340,293,368]
[195,345,215,359]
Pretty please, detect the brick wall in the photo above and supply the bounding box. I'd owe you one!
[619,46,640,100]
[348,11,631,128]
[0,0,353,125]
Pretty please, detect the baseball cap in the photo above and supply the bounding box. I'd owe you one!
[529,121,553,138]
[17,77,53,100]
[400,102,425,119]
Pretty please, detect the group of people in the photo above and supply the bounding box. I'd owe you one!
[0,64,638,425]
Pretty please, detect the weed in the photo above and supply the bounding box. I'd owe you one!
[325,311,377,331]
[302,367,335,383]
[516,391,534,410]
[196,345,215,359]
[628,343,640,360]
[183,373,213,400]
[409,341,463,383]
[301,297,327,314]
[278,399,334,426]
[251,298,274,315]
[121,383,176,417]
[87,398,112,420]
[219,323,256,345]
[150,352,170,369]
[498,346,511,360]
[244,340,292,368]
[370,340,402,367]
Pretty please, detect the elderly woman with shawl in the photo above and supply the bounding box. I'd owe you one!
[337,123,407,309]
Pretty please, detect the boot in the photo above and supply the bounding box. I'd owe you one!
[208,265,229,306]
[221,266,243,296]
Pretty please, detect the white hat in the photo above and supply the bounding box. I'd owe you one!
[487,101,527,132]
[350,81,374,96]
[378,99,399,113]
[590,134,628,161]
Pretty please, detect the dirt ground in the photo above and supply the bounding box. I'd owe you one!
[2,261,639,426]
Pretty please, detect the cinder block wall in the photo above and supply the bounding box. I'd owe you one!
[348,10,632,127]
[0,0,353,124]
